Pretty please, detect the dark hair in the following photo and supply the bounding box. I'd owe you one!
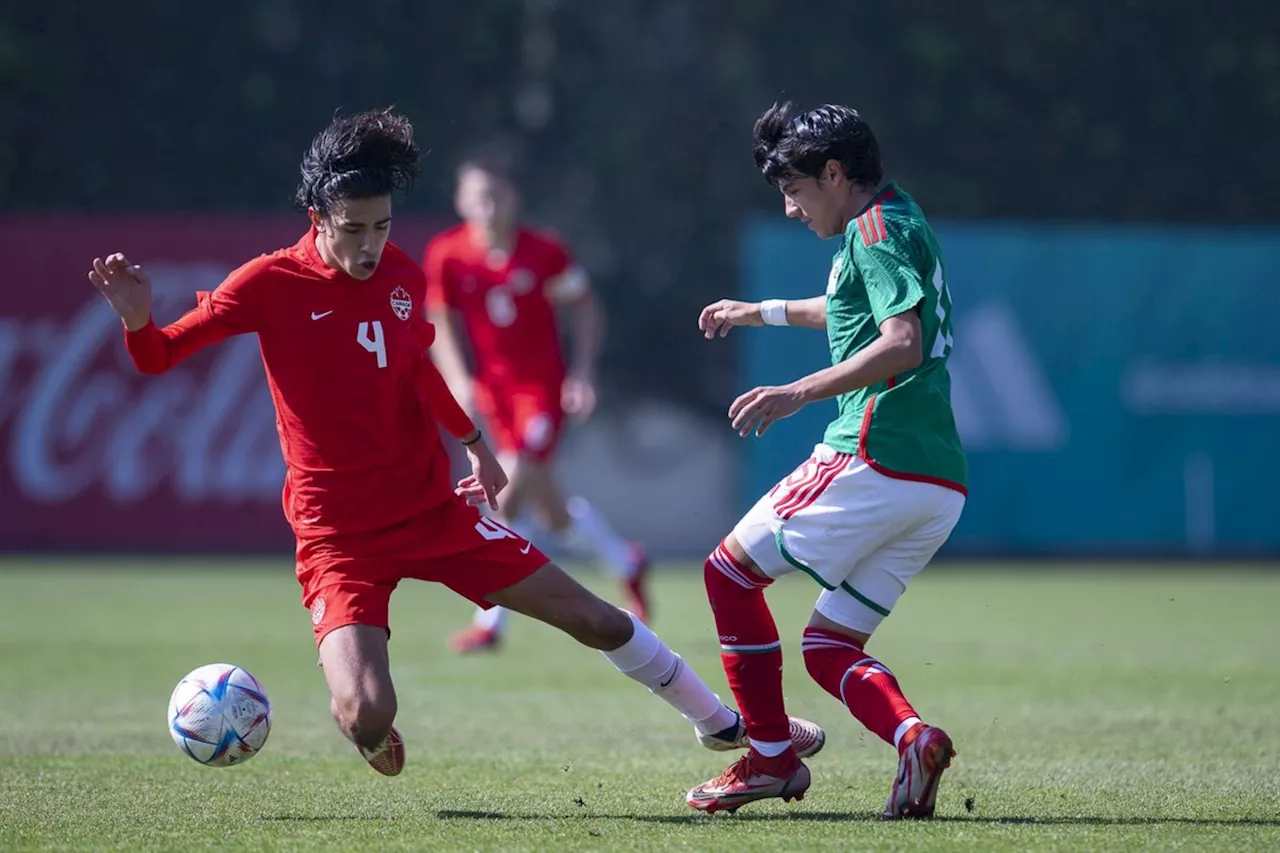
[295,108,421,215]
[752,101,882,189]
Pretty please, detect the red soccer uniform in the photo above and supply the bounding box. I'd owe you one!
[423,225,586,458]
[123,228,546,645]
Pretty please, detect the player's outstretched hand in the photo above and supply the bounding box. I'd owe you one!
[88,253,153,332]
[699,299,763,339]
[729,384,806,437]
[562,374,597,420]
[457,438,508,511]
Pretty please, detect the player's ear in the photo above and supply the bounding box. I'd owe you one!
[308,208,323,231]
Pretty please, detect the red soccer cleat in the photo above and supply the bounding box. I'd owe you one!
[358,726,405,776]
[447,625,501,655]
[623,543,651,624]
[687,749,810,814]
[882,724,955,819]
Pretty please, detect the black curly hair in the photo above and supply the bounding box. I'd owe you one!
[752,101,882,189]
[295,108,421,215]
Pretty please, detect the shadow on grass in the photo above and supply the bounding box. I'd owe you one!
[436,809,1280,827]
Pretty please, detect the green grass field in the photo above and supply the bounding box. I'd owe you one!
[1,558,1278,852]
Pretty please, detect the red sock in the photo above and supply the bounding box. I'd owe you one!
[704,543,790,744]
[802,627,922,751]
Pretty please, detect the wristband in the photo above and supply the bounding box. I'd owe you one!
[760,299,789,326]
[462,430,482,446]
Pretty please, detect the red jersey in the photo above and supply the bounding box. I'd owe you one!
[124,229,474,540]
[423,225,584,389]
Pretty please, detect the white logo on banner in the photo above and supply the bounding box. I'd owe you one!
[4,263,285,503]
[947,302,1069,451]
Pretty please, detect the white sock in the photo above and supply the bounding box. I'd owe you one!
[567,496,637,578]
[472,605,509,633]
[602,611,737,735]
[749,738,792,757]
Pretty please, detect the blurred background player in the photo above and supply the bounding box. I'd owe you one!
[424,154,650,654]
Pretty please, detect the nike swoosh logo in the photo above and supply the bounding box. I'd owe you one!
[659,658,681,688]
[519,541,532,554]
[311,311,333,320]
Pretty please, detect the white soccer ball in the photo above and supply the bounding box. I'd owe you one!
[167,663,272,767]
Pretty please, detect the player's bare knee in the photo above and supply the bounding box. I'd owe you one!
[331,689,396,749]
[571,601,633,650]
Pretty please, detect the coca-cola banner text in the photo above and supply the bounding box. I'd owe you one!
[1,214,446,551]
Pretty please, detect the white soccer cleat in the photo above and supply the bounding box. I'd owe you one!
[358,726,405,776]
[697,712,826,759]
[882,725,954,819]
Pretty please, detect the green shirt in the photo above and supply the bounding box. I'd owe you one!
[821,183,968,493]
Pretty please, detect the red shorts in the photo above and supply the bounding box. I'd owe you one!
[295,495,548,647]
[474,381,564,460]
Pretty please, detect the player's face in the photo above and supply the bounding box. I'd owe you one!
[779,166,845,239]
[455,168,518,234]
[313,196,393,280]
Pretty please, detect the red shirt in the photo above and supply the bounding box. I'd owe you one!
[423,225,580,389]
[124,229,474,539]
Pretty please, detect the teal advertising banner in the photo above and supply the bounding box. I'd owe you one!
[740,221,1280,555]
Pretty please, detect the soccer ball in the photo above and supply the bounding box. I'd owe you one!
[167,663,272,767]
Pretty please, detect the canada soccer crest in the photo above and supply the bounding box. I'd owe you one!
[389,286,413,321]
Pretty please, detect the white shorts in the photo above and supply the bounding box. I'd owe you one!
[733,444,965,634]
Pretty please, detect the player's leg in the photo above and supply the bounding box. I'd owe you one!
[799,475,965,819]
[301,563,406,776]
[687,448,876,812]
[481,560,736,737]
[684,540,809,811]
[318,624,404,775]
[427,500,823,766]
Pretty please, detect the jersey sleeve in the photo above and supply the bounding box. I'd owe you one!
[852,229,927,327]
[422,238,454,312]
[124,255,272,374]
[540,236,590,302]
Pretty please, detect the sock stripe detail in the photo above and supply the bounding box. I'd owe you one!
[801,628,864,653]
[720,641,782,655]
[709,546,769,590]
[838,657,893,706]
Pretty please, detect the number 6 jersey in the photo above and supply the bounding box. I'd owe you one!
[123,228,473,539]
[422,225,583,392]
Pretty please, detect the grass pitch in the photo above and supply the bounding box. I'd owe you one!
[1,558,1278,852]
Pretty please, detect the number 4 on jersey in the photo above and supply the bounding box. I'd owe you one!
[357,321,387,368]
[474,517,517,541]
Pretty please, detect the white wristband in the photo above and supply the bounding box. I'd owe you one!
[760,299,789,326]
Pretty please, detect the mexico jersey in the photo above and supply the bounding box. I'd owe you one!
[822,184,968,493]
[423,225,586,389]
[125,229,455,538]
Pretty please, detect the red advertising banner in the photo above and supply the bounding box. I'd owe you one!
[0,214,448,551]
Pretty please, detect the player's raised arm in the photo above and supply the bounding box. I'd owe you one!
[548,265,602,419]
[699,296,827,339]
[90,253,264,375]
[422,244,477,414]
